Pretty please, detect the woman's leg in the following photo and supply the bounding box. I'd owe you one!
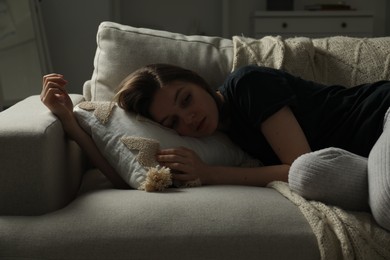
[368,107,390,231]
[289,107,390,231]
[289,147,369,212]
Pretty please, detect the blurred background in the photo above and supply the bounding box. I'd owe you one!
[0,0,389,109]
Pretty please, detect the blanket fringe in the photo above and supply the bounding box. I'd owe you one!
[268,181,390,260]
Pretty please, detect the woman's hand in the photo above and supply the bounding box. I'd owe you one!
[41,73,74,122]
[156,147,209,183]
[41,73,129,189]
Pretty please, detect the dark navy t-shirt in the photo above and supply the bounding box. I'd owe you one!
[218,65,390,165]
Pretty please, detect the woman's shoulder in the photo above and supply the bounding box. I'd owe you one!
[220,65,290,92]
[230,65,282,79]
[225,65,291,88]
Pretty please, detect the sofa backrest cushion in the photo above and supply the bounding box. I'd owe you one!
[83,22,234,101]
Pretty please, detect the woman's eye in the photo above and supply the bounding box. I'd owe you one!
[182,94,192,107]
[170,117,179,129]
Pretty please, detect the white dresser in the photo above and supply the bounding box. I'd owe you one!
[252,11,374,38]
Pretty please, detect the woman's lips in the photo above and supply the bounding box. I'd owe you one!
[197,117,206,132]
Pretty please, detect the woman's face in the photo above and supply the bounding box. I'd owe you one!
[149,81,220,137]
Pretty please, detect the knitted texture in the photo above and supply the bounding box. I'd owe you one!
[368,107,390,231]
[78,101,115,124]
[289,147,369,211]
[120,136,174,191]
[233,36,390,87]
[121,136,160,167]
[269,181,390,260]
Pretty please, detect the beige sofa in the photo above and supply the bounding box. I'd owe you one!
[2,21,389,259]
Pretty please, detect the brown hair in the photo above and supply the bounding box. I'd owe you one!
[115,64,221,119]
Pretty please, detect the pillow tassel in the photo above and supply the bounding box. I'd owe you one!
[139,166,172,192]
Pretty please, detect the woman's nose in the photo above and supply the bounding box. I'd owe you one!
[184,112,195,125]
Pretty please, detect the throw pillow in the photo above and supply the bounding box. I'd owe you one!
[74,101,259,191]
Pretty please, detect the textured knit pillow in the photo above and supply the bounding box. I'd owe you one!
[74,101,259,191]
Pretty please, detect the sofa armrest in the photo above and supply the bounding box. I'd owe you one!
[0,94,85,215]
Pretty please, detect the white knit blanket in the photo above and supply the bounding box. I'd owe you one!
[232,36,390,87]
[269,181,390,260]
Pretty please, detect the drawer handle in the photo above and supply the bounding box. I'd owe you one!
[282,22,288,29]
[341,22,347,28]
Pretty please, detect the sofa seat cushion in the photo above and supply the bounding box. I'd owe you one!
[0,170,320,260]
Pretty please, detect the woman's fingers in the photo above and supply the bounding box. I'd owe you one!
[157,155,189,171]
[41,73,68,100]
[43,73,66,86]
[158,147,192,159]
[42,74,67,93]
[41,87,65,108]
[157,152,192,171]
[41,82,66,102]
[157,153,186,163]
[156,147,202,181]
[168,162,191,173]
[40,73,74,121]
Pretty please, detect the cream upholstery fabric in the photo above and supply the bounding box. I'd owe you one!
[0,169,320,260]
[84,22,234,101]
[0,95,85,215]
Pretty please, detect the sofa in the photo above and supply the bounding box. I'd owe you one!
[1,21,389,260]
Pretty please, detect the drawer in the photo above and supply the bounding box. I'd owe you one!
[254,17,373,33]
[254,16,373,35]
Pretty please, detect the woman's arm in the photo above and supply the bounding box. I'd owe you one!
[65,117,129,189]
[157,106,310,187]
[41,74,129,189]
[260,106,311,165]
[157,146,289,187]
